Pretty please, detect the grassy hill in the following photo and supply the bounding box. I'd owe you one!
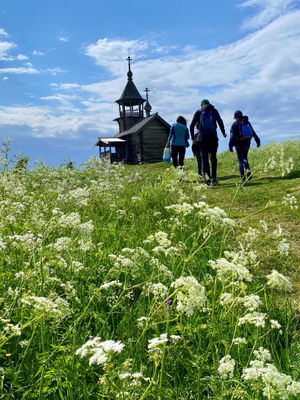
[0,138,299,399]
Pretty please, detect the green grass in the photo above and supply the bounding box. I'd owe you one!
[0,138,299,399]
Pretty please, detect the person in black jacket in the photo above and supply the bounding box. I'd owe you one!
[229,110,261,182]
[190,99,227,185]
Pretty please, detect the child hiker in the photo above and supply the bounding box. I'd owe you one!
[166,115,190,168]
[229,110,261,182]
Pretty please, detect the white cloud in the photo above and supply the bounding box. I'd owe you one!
[16,54,28,60]
[0,28,8,36]
[33,50,45,56]
[59,36,69,42]
[0,40,16,60]
[240,0,298,29]
[0,65,38,74]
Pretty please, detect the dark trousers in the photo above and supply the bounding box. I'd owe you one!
[194,142,203,176]
[171,145,186,167]
[200,138,218,181]
[236,144,250,178]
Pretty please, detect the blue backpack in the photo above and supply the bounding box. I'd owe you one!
[200,109,216,135]
[239,116,253,141]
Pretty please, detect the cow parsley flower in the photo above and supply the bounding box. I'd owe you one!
[238,312,266,328]
[171,276,207,316]
[266,270,292,291]
[278,238,290,255]
[282,194,298,210]
[240,295,262,311]
[218,355,235,379]
[232,337,247,345]
[76,337,124,366]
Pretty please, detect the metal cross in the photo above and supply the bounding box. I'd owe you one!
[144,87,150,100]
[126,56,132,69]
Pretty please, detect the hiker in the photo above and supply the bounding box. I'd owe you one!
[166,115,190,168]
[190,99,227,185]
[229,110,261,182]
[192,122,203,176]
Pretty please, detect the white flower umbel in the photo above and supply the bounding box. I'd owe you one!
[282,194,298,210]
[232,337,247,345]
[149,283,168,298]
[218,355,235,379]
[278,238,290,256]
[76,337,124,366]
[240,295,262,311]
[171,276,207,316]
[21,295,71,321]
[253,347,272,362]
[148,333,168,352]
[100,280,122,290]
[266,270,292,291]
[242,348,300,399]
[238,312,267,328]
[209,256,253,283]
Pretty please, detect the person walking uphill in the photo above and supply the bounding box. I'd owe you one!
[190,99,227,185]
[229,110,261,182]
[166,115,190,168]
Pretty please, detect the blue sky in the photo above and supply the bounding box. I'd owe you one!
[0,0,300,166]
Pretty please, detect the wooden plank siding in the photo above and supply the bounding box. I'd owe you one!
[142,120,170,163]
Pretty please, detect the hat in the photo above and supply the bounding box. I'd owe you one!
[201,99,210,105]
[234,110,242,118]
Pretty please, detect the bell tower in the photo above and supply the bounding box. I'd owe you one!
[114,57,146,133]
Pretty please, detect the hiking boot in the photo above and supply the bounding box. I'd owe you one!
[246,170,252,180]
[241,176,246,183]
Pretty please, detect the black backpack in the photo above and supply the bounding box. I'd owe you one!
[200,109,216,135]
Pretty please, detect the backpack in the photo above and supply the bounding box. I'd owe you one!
[239,116,253,141]
[200,109,216,135]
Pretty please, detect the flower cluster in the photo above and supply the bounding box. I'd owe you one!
[171,276,207,316]
[76,337,124,366]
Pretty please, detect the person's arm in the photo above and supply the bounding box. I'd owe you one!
[190,111,200,141]
[215,109,227,138]
[251,125,261,147]
[185,126,190,147]
[166,125,174,147]
[229,122,238,152]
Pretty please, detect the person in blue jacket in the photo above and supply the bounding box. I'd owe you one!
[166,115,190,168]
[229,110,261,182]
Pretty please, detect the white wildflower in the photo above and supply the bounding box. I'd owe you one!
[100,280,122,290]
[253,347,272,362]
[148,333,168,352]
[137,316,148,328]
[278,238,290,255]
[282,194,298,210]
[220,292,235,306]
[240,295,262,311]
[232,337,247,345]
[270,319,282,331]
[171,276,206,316]
[149,283,168,298]
[76,337,124,366]
[238,312,266,328]
[266,270,292,291]
[218,355,235,379]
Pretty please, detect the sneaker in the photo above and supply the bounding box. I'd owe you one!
[241,176,246,183]
[205,179,211,186]
[212,180,218,186]
[246,170,252,181]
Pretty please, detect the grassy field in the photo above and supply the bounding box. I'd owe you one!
[0,138,299,399]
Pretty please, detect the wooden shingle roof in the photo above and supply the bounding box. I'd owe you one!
[114,113,170,138]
